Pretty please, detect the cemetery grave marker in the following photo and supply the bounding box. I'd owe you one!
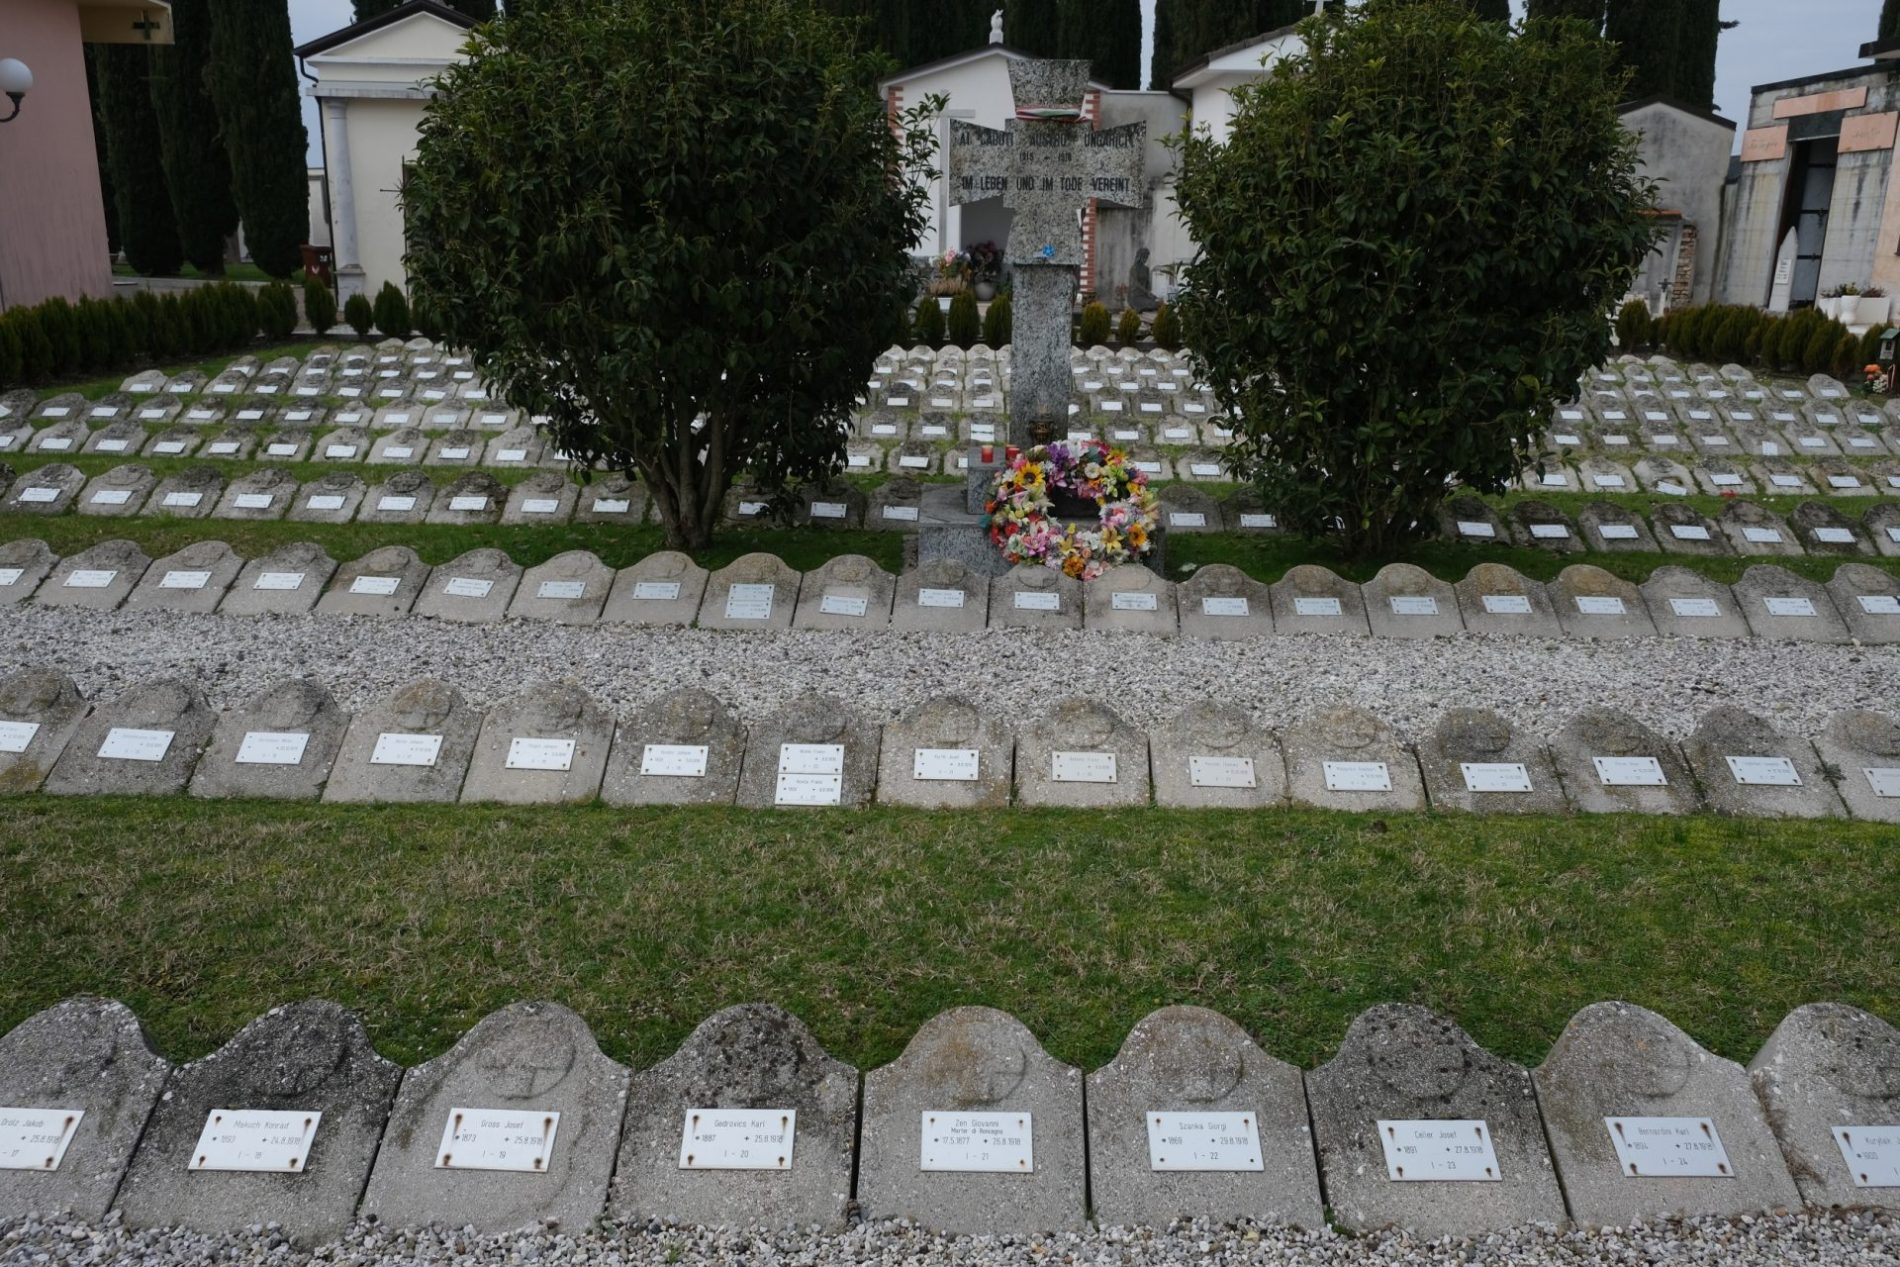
[0,668,90,795]
[1149,701,1287,809]
[875,695,1014,810]
[322,679,482,804]
[1750,1004,1900,1211]
[1016,697,1150,808]
[462,683,613,804]
[189,679,349,801]
[43,678,213,798]
[600,688,746,806]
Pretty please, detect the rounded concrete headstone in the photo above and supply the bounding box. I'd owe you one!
[1417,708,1567,815]
[1549,564,1656,639]
[991,565,1083,631]
[1749,1003,1900,1212]
[700,554,800,632]
[1363,564,1463,639]
[1269,565,1370,635]
[875,694,1014,809]
[413,549,522,624]
[0,538,58,606]
[1454,563,1562,638]
[1149,701,1286,809]
[1548,709,1700,815]
[735,692,880,810]
[600,688,746,806]
[509,551,611,624]
[190,679,350,801]
[222,542,339,617]
[317,546,432,619]
[1176,564,1273,639]
[124,540,243,614]
[892,558,990,632]
[462,682,613,804]
[1813,709,1900,823]
[0,668,90,794]
[600,552,709,627]
[1283,706,1424,812]
[1683,706,1844,819]
[322,679,482,804]
[1016,696,1150,809]
[43,678,214,797]
[1085,564,1179,636]
[1639,566,1749,639]
[36,540,150,612]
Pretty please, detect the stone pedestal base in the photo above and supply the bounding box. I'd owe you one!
[1009,265,1076,447]
[914,485,1168,579]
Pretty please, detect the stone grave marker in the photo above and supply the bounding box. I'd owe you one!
[485,426,544,467]
[1793,502,1873,557]
[892,558,991,632]
[1362,563,1463,639]
[1219,488,1281,536]
[317,546,433,619]
[600,688,745,806]
[1813,457,1874,497]
[1157,483,1220,535]
[322,679,482,804]
[992,565,1083,631]
[427,472,508,525]
[1691,456,1756,496]
[600,552,709,627]
[1087,1005,1322,1229]
[43,678,214,797]
[462,682,613,804]
[612,1003,856,1230]
[1634,455,1696,496]
[700,554,800,632]
[1016,697,1150,809]
[360,470,436,524]
[1717,501,1803,557]
[1268,565,1370,636]
[1085,564,1179,636]
[0,538,56,606]
[421,429,479,467]
[26,417,90,455]
[1416,708,1566,815]
[1652,503,1730,556]
[222,543,339,617]
[1639,566,1749,639]
[0,668,89,794]
[1307,1004,1565,1237]
[36,540,150,612]
[797,481,868,529]
[1549,709,1701,815]
[257,428,314,464]
[1814,709,1900,823]
[1175,564,1274,639]
[1734,565,1850,642]
[1149,702,1286,809]
[0,997,171,1222]
[502,472,579,525]
[1510,501,1584,554]
[1533,1001,1801,1226]
[5,461,84,514]
[1753,456,1816,496]
[146,466,223,519]
[1521,461,1579,495]
[291,472,368,524]
[1869,503,1900,558]
[574,474,648,526]
[868,476,925,531]
[509,551,611,624]
[368,427,428,465]
[0,417,30,455]
[792,554,896,630]
[114,1000,401,1244]
[76,464,156,518]
[1549,564,1656,638]
[360,1001,628,1233]
[315,426,371,463]
[859,1006,1085,1234]
[1436,495,1509,546]
[875,695,1014,809]
[1453,563,1563,638]
[737,692,879,809]
[1683,706,1844,819]
[124,540,243,614]
[1825,562,1900,645]
[189,679,350,801]
[1749,1003,1900,1211]
[213,468,297,521]
[197,427,255,461]
[1283,706,1424,812]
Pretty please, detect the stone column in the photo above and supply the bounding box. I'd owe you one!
[323,97,366,301]
[1009,264,1075,447]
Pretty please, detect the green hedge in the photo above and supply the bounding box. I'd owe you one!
[1655,303,1859,379]
[0,283,290,394]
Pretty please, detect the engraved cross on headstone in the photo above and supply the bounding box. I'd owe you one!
[947,59,1146,445]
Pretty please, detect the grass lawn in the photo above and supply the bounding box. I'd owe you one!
[0,798,1892,1076]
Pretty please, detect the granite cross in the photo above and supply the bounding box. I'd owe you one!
[948,59,1146,444]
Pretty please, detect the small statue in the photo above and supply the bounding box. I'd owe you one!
[1127,246,1157,312]
[990,9,1004,45]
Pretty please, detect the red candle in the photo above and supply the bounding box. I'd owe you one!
[980,444,994,463]
[1005,445,1020,462]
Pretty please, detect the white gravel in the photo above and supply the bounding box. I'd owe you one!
[4,607,1898,740]
[4,1211,1899,1267]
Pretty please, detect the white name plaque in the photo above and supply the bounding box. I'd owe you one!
[1201,597,1250,617]
[1378,1120,1500,1182]
[376,495,417,512]
[1456,520,1495,538]
[640,744,709,777]
[1239,513,1276,529]
[1324,761,1392,792]
[191,1109,321,1172]
[1862,595,1900,616]
[593,499,632,515]
[0,721,41,753]
[1294,597,1342,618]
[1145,1111,1263,1172]
[776,743,844,805]
[882,505,919,521]
[537,581,587,600]
[254,572,306,591]
[1835,1127,1900,1187]
[1670,525,1711,541]
[724,583,774,620]
[810,501,846,520]
[1112,591,1158,612]
[18,487,60,504]
[1389,596,1439,616]
[1188,756,1256,789]
[1529,523,1570,539]
[350,575,401,596]
[921,1112,1032,1172]
[1725,755,1800,786]
[917,587,966,609]
[1605,1117,1732,1177]
[1763,597,1816,618]
[1052,751,1117,783]
[434,1107,562,1173]
[371,733,443,767]
[448,496,490,512]
[160,570,211,590]
[306,495,347,512]
[1743,527,1782,544]
[1669,597,1721,618]
[1575,596,1626,616]
[64,570,117,589]
[1462,762,1532,793]
[819,593,868,617]
[1013,590,1061,612]
[633,581,681,601]
[1599,525,1639,540]
[507,738,576,772]
[99,728,172,761]
[0,1108,84,1171]
[1594,756,1666,786]
[0,569,19,588]
[913,748,979,782]
[678,1108,795,1170]
[1169,512,1207,528]
[235,732,310,766]
[1481,595,1533,615]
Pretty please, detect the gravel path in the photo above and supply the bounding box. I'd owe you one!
[3,606,1897,739]
[4,1212,1898,1267]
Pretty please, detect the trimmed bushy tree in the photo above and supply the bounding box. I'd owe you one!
[982,293,1013,346]
[209,0,310,278]
[98,46,185,276]
[372,282,411,339]
[344,293,375,339]
[258,282,300,340]
[946,290,981,348]
[150,0,239,274]
[403,0,936,550]
[1079,301,1111,346]
[1151,300,1181,350]
[1173,0,1655,556]
[1117,307,1141,346]
[304,279,338,335]
[914,296,945,348]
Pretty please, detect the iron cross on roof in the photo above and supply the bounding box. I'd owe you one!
[946,60,1146,269]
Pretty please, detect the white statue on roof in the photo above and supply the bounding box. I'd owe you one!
[990,9,1004,45]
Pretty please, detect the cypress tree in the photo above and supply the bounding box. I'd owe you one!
[208,0,311,278]
[84,48,119,258]
[97,45,184,276]
[1604,0,1684,100]
[1007,0,1063,56]
[1061,0,1143,88]
[1526,0,1604,22]
[1151,0,1175,88]
[1674,0,1722,108]
[355,0,495,19]
[1884,0,1900,40]
[1155,0,1307,92]
[151,0,238,274]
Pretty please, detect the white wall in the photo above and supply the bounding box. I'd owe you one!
[327,96,429,293]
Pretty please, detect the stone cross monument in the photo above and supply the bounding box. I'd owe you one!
[948,59,1146,446]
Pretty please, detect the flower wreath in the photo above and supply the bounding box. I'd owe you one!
[984,440,1161,581]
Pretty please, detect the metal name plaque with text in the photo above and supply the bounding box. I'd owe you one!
[724,583,774,620]
[1576,596,1625,616]
[1378,1119,1500,1182]
[0,1108,84,1171]
[1188,756,1255,789]
[191,1109,322,1172]
[776,743,844,805]
[677,1108,796,1170]
[1052,751,1117,783]
[1763,597,1817,618]
[1864,767,1900,799]
[1112,591,1159,612]
[1594,756,1666,786]
[921,1111,1032,1172]
[254,572,306,591]
[99,728,173,762]
[917,587,966,609]
[235,732,310,766]
[1482,594,1533,615]
[819,594,868,617]
[507,738,576,772]
[64,570,117,589]
[435,1107,560,1172]
[0,721,41,754]
[1604,1117,1732,1177]
[1013,590,1061,611]
[913,748,979,782]
[641,745,709,777]
[1461,762,1532,793]
[1294,597,1342,618]
[1670,598,1721,618]
[1324,761,1391,792]
[1834,1127,1900,1187]
[443,577,493,598]
[371,733,443,767]
[1389,596,1438,616]
[350,575,401,596]
[1145,1111,1263,1172]
[632,582,680,601]
[1201,597,1249,617]
[1725,755,1800,786]
[537,581,587,601]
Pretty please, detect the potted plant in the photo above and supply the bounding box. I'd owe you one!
[929,249,971,309]
[1826,282,1864,325]
[1859,285,1888,325]
[967,240,1002,302]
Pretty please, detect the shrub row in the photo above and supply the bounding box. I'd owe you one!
[1645,303,1866,380]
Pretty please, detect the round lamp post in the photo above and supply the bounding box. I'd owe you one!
[0,58,33,123]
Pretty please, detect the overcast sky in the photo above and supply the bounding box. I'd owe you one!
[289,0,1881,166]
